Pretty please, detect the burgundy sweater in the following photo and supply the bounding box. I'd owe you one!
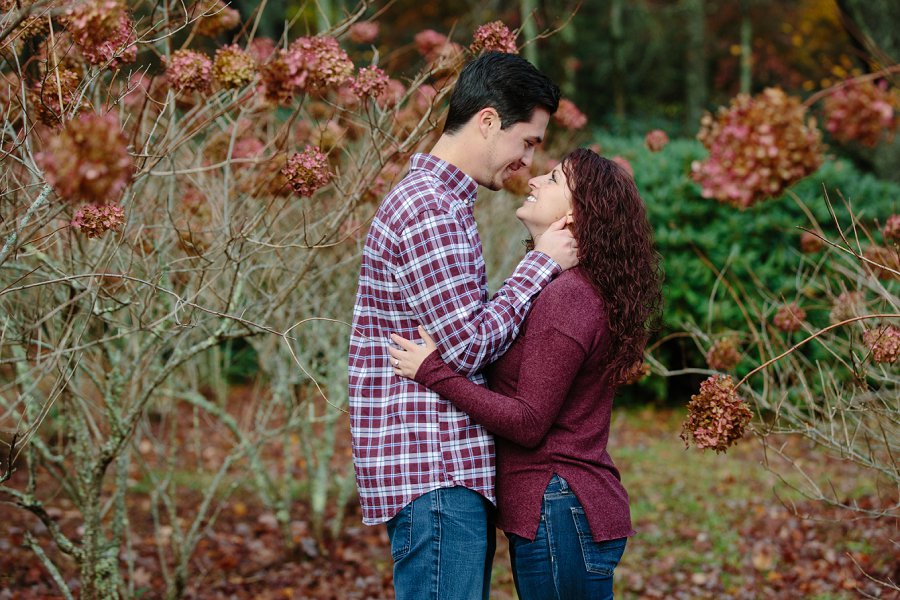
[414,269,634,542]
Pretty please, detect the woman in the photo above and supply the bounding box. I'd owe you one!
[388,148,663,600]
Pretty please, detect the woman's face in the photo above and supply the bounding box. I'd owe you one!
[515,162,574,238]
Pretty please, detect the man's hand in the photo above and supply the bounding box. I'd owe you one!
[534,215,578,270]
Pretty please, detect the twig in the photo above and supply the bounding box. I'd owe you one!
[737,313,899,389]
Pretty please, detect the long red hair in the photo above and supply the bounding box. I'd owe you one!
[563,148,663,386]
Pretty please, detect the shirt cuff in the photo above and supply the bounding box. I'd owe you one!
[524,250,563,279]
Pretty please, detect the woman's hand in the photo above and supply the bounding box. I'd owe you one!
[389,325,438,379]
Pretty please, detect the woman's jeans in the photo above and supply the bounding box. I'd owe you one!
[386,486,495,600]
[507,475,627,600]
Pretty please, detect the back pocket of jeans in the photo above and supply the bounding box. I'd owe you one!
[387,505,413,562]
[570,507,626,575]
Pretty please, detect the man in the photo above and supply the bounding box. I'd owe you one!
[348,52,577,600]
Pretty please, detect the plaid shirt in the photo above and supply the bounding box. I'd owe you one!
[349,153,560,525]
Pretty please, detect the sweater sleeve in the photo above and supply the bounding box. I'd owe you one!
[413,304,588,448]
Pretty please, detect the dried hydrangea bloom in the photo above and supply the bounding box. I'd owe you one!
[349,21,379,44]
[29,68,85,126]
[644,129,669,152]
[611,156,633,178]
[194,0,240,37]
[71,203,125,238]
[773,302,806,333]
[470,21,518,54]
[36,111,134,203]
[66,0,136,68]
[259,51,295,105]
[249,37,276,64]
[863,325,900,364]
[213,44,255,90]
[414,29,450,61]
[351,66,389,99]
[282,145,332,197]
[824,80,897,148]
[287,36,354,90]
[705,337,742,371]
[681,375,752,453]
[691,88,824,208]
[800,231,823,253]
[375,78,406,110]
[863,245,900,281]
[553,98,588,130]
[829,291,864,324]
[166,50,212,93]
[884,214,900,244]
[622,361,651,385]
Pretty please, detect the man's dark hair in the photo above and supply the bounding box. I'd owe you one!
[443,52,561,134]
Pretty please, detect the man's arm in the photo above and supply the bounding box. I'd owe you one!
[394,209,560,376]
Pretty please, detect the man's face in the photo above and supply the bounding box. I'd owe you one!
[481,108,550,191]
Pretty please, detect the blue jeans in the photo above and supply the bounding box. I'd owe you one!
[507,475,627,600]
[386,486,495,600]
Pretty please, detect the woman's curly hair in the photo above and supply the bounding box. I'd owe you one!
[563,148,664,386]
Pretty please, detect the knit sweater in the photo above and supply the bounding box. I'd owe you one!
[414,268,634,542]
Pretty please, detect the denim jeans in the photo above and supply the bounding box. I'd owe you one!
[507,475,627,600]
[386,486,496,600]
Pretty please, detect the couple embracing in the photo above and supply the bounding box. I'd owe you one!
[348,51,663,600]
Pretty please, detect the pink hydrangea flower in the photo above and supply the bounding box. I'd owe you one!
[414,29,450,61]
[36,111,134,203]
[644,129,669,152]
[800,231,823,253]
[248,37,276,64]
[553,98,587,130]
[705,337,742,371]
[71,203,125,238]
[692,88,824,208]
[824,80,896,148]
[66,0,137,68]
[166,49,213,93]
[884,214,900,243]
[287,35,354,90]
[681,375,752,453]
[611,156,634,177]
[351,66,389,99]
[195,0,241,37]
[470,20,518,54]
[375,78,407,110]
[773,302,806,333]
[282,145,332,197]
[829,291,864,324]
[863,325,900,364]
[349,21,379,44]
[29,68,84,126]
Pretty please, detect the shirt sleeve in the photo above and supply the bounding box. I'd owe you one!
[394,208,560,376]
[412,305,588,448]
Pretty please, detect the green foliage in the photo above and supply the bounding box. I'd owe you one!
[596,133,900,337]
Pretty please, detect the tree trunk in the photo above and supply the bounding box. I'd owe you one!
[521,0,538,67]
[684,0,708,134]
[610,0,626,118]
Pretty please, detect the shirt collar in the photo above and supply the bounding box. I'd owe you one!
[410,153,478,206]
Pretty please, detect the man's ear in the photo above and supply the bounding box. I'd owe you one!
[476,107,499,138]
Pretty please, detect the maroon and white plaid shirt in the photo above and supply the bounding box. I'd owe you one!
[349,153,560,525]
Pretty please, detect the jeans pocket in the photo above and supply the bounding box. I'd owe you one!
[387,504,413,562]
[570,507,626,576]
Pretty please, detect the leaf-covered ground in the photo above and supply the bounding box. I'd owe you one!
[1,408,897,599]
